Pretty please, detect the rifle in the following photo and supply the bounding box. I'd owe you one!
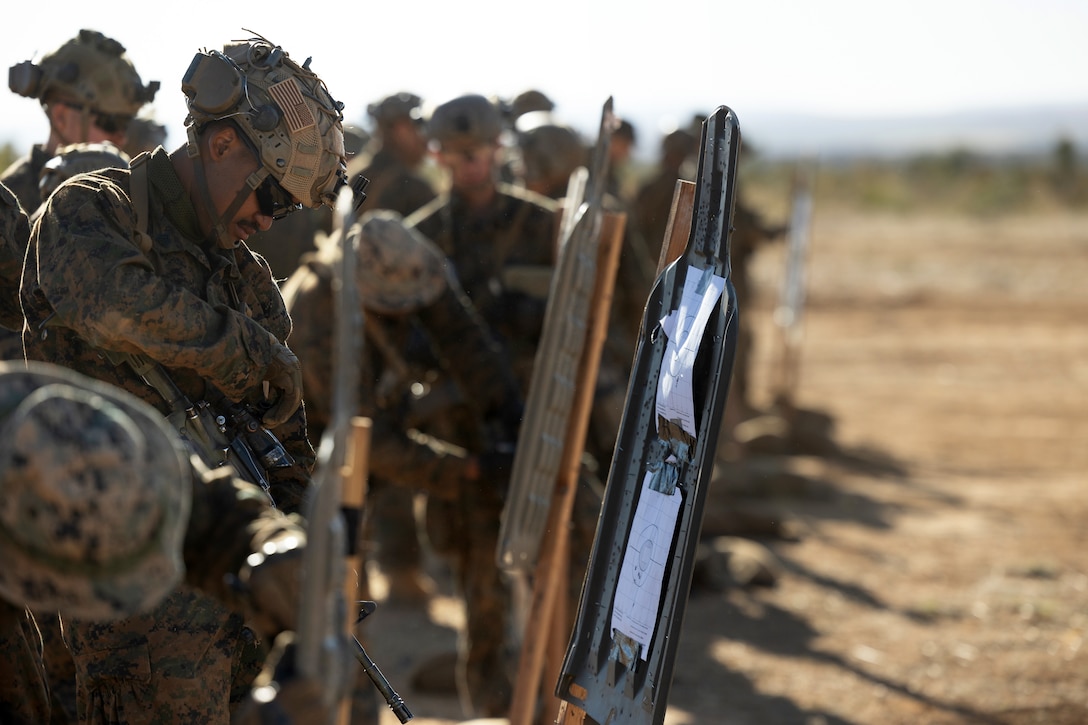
[110,350,296,506]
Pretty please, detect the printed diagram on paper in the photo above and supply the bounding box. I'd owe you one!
[611,471,684,659]
[655,270,726,438]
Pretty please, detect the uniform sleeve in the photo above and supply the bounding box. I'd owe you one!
[31,179,275,400]
[0,184,29,331]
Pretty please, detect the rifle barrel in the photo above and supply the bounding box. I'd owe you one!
[351,635,412,722]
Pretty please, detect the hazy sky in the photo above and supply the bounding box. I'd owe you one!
[0,0,1084,156]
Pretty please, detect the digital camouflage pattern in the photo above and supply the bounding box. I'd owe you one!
[403,175,558,716]
[282,214,520,486]
[3,29,157,215]
[20,147,314,497]
[18,145,311,723]
[0,599,51,725]
[0,362,308,724]
[283,214,523,716]
[0,363,190,621]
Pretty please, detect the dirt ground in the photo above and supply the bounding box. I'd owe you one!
[364,208,1088,724]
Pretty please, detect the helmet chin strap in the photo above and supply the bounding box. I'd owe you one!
[186,126,270,249]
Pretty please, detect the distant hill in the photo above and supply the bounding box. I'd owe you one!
[729,103,1088,160]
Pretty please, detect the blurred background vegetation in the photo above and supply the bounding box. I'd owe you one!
[616,134,1086,223]
[743,135,1086,219]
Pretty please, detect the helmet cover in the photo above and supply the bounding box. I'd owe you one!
[181,33,348,209]
[0,361,190,620]
[8,29,158,117]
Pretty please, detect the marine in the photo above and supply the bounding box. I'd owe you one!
[283,210,523,718]
[2,29,157,213]
[18,33,349,722]
[0,361,310,724]
[403,93,564,717]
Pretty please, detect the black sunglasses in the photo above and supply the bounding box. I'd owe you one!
[255,175,302,220]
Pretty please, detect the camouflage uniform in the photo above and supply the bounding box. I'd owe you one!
[350,145,436,218]
[346,92,436,219]
[0,186,56,725]
[283,212,521,721]
[0,361,309,724]
[283,213,519,490]
[0,601,50,725]
[407,183,557,393]
[18,141,320,725]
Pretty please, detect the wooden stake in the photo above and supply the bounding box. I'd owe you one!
[657,180,697,276]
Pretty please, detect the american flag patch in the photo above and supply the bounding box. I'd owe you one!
[269,78,316,133]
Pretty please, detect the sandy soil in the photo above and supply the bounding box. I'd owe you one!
[364,208,1088,725]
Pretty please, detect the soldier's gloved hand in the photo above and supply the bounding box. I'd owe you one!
[239,521,306,637]
[262,342,303,428]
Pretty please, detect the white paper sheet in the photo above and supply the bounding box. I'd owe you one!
[655,269,726,438]
[611,471,683,660]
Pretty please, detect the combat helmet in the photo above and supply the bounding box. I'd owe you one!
[518,123,586,197]
[182,33,347,209]
[353,210,448,315]
[8,29,159,124]
[507,88,555,123]
[181,32,350,246]
[38,141,131,204]
[427,94,503,149]
[124,115,168,156]
[0,361,191,621]
[368,91,424,127]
